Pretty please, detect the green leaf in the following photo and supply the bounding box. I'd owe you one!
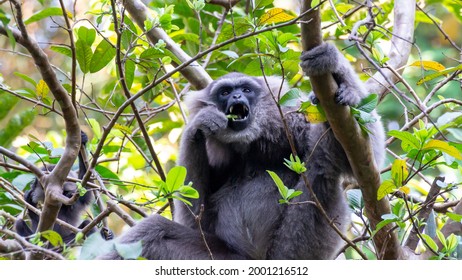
[0,110,36,147]
[300,101,327,124]
[446,212,462,222]
[311,0,321,7]
[178,185,199,199]
[95,165,120,181]
[124,56,135,90]
[377,179,396,200]
[283,154,307,174]
[75,39,93,73]
[422,140,462,160]
[0,92,19,120]
[388,130,421,151]
[14,72,37,86]
[278,88,302,107]
[24,7,64,25]
[256,0,274,9]
[436,230,446,248]
[166,166,187,192]
[11,174,35,191]
[41,230,64,247]
[75,232,85,243]
[90,39,116,73]
[347,189,364,210]
[114,241,143,260]
[287,190,303,200]
[421,233,439,252]
[87,118,102,140]
[267,170,287,198]
[76,182,87,197]
[77,26,96,46]
[372,214,398,237]
[50,45,72,57]
[445,234,458,253]
[355,94,378,113]
[217,18,252,43]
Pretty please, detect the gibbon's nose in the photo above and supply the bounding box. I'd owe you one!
[233,94,241,99]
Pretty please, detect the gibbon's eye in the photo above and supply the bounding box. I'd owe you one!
[221,90,230,96]
[242,87,251,93]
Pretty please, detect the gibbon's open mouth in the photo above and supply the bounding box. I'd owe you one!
[226,103,249,122]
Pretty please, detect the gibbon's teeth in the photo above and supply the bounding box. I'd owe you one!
[230,106,234,113]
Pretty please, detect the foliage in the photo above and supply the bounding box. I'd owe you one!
[0,0,461,260]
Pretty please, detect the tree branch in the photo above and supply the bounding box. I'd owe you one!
[300,1,403,259]
[405,176,444,250]
[1,0,81,246]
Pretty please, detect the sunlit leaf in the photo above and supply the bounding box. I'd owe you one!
[41,230,64,247]
[417,64,462,85]
[446,212,462,222]
[77,26,96,46]
[409,60,446,71]
[36,80,49,99]
[259,8,295,25]
[388,130,421,151]
[422,139,462,160]
[391,159,408,188]
[267,170,287,198]
[421,233,438,252]
[300,102,327,124]
[377,179,395,200]
[165,166,187,192]
[398,186,410,195]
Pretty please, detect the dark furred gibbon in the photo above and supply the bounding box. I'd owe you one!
[99,43,385,260]
[15,132,110,243]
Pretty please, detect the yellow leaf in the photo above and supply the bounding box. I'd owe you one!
[258,8,295,25]
[36,79,49,99]
[391,159,408,188]
[422,139,462,160]
[409,61,445,72]
[66,11,73,20]
[398,186,410,195]
[302,104,327,124]
[377,179,396,200]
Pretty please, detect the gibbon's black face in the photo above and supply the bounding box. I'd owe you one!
[210,73,261,131]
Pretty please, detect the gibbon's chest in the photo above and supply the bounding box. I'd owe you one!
[208,169,297,259]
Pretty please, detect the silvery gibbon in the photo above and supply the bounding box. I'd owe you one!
[15,132,113,244]
[99,43,384,260]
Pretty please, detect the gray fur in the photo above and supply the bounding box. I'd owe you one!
[100,43,385,260]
